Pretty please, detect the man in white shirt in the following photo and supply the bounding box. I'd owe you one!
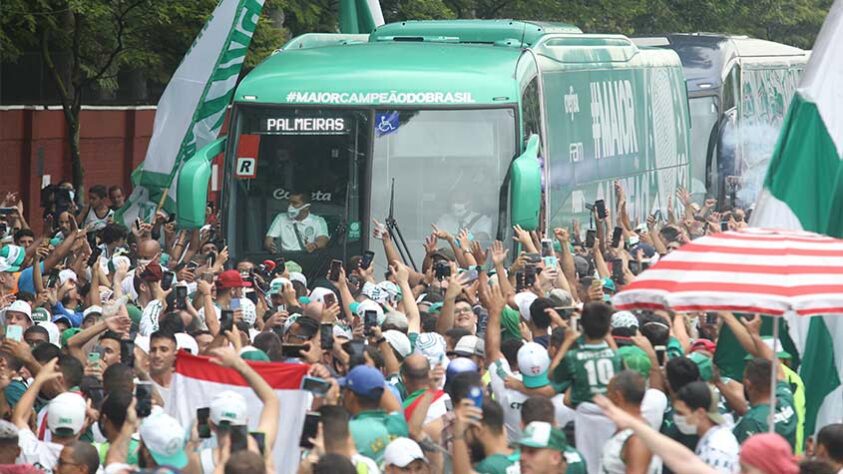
[13,360,88,474]
[673,381,740,474]
[264,191,329,253]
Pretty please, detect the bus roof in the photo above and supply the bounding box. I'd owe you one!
[632,34,808,93]
[235,41,525,106]
[369,19,582,46]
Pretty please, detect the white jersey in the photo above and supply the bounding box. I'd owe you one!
[488,357,572,441]
[696,425,740,474]
[197,297,257,328]
[82,206,113,231]
[641,389,668,430]
[600,428,662,474]
[17,427,61,474]
[266,212,329,251]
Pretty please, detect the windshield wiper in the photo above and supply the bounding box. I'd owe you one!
[385,178,418,272]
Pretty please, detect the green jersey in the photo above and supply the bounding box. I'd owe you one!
[733,381,797,448]
[564,446,588,474]
[475,452,519,474]
[349,410,409,463]
[552,342,622,406]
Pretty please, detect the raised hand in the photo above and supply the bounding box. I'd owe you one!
[490,241,509,266]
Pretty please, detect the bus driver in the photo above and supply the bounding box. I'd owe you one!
[264,191,330,253]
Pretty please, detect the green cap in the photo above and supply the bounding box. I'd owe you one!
[689,351,713,382]
[241,348,270,362]
[618,346,652,378]
[60,328,82,348]
[500,306,523,342]
[516,422,567,452]
[32,307,51,323]
[285,260,303,274]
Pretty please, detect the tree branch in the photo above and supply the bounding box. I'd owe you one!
[81,0,145,87]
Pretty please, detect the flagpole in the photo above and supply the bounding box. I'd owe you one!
[769,318,780,433]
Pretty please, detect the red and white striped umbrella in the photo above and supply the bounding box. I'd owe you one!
[612,227,843,316]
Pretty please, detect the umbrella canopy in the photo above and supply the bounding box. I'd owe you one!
[612,228,843,316]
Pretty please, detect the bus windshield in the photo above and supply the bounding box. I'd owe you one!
[370,108,517,268]
[226,107,369,281]
[688,96,719,198]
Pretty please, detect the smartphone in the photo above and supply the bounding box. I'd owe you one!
[364,310,378,336]
[360,250,375,270]
[541,239,554,257]
[515,271,526,292]
[160,271,175,291]
[612,260,624,282]
[323,293,336,308]
[460,268,479,285]
[585,230,597,249]
[197,407,212,439]
[186,261,199,272]
[524,266,536,288]
[281,344,307,359]
[135,381,153,418]
[120,340,135,369]
[250,431,266,455]
[134,218,141,230]
[230,298,241,311]
[299,412,321,449]
[611,226,623,248]
[720,221,729,232]
[220,310,234,333]
[574,316,583,333]
[543,255,558,269]
[87,352,101,366]
[175,286,188,310]
[301,376,332,395]
[629,261,641,275]
[595,199,607,219]
[554,307,574,320]
[329,259,343,282]
[276,304,287,313]
[468,386,483,409]
[320,323,334,350]
[653,209,663,222]
[86,245,103,268]
[5,325,23,342]
[0,207,15,216]
[230,425,249,452]
[525,253,542,264]
[654,345,667,366]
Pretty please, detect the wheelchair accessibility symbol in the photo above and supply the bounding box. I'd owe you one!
[375,112,400,137]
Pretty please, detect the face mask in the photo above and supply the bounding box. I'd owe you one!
[287,203,310,219]
[673,414,696,435]
[68,190,76,201]
[452,204,469,218]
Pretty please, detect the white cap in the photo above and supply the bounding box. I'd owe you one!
[514,292,538,322]
[384,437,428,467]
[414,332,447,367]
[517,342,551,389]
[83,305,103,320]
[37,321,61,347]
[309,287,334,304]
[383,330,412,358]
[134,334,150,354]
[333,324,353,340]
[139,411,189,468]
[59,269,78,286]
[210,391,248,426]
[268,277,291,296]
[383,311,409,331]
[356,299,385,325]
[5,300,32,322]
[289,272,307,288]
[453,335,485,357]
[47,392,87,435]
[174,333,198,355]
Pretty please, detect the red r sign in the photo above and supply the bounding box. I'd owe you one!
[235,134,260,179]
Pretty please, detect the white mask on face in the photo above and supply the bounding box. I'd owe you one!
[673,414,697,435]
[452,203,469,218]
[287,203,310,219]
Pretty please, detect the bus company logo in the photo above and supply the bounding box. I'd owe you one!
[589,80,639,159]
[272,188,332,202]
[263,117,346,133]
[564,86,580,120]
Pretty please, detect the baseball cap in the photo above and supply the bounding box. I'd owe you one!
[59,269,78,286]
[547,289,574,308]
[740,433,798,474]
[355,299,385,325]
[452,335,485,358]
[431,247,456,261]
[217,269,251,289]
[285,261,303,274]
[414,332,447,367]
[0,245,25,272]
[514,292,538,322]
[689,351,714,382]
[516,421,568,452]
[47,392,87,436]
[0,420,18,440]
[383,311,409,331]
[340,365,386,399]
[174,333,199,355]
[139,411,189,469]
[446,357,478,383]
[618,346,652,378]
[383,330,412,358]
[611,311,639,330]
[82,305,103,321]
[32,307,51,323]
[240,347,270,362]
[289,271,307,288]
[5,300,32,322]
[210,391,249,426]
[268,277,291,295]
[60,328,82,347]
[309,287,335,305]
[52,314,72,327]
[690,338,716,354]
[761,337,792,360]
[384,437,428,467]
[517,342,550,388]
[37,321,61,347]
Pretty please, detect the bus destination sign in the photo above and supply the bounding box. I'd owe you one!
[261,117,347,135]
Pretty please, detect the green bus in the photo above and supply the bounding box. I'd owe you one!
[176,20,691,276]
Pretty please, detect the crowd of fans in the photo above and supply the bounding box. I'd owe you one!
[0,180,841,474]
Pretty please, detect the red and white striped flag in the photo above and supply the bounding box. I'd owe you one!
[166,352,311,473]
[612,228,843,316]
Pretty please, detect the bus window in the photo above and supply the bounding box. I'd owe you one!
[522,77,542,142]
[226,108,368,280]
[722,65,740,112]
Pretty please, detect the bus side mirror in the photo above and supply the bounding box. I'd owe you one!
[176,136,227,229]
[510,134,542,231]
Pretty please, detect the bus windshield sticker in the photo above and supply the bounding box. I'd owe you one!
[261,117,347,135]
[375,112,400,137]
